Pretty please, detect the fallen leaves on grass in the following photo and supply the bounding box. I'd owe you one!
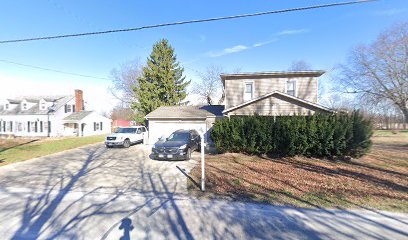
[189,132,408,211]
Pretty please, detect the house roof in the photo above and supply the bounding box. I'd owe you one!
[0,95,74,115]
[145,105,225,119]
[221,70,325,84]
[63,111,93,121]
[223,91,333,114]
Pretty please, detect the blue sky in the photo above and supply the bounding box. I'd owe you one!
[0,0,407,112]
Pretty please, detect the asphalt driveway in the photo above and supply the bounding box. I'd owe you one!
[0,143,407,239]
[0,143,198,196]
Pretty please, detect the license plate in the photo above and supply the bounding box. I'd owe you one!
[167,154,173,158]
[159,154,164,158]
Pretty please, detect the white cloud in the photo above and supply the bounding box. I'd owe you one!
[372,8,407,16]
[252,39,278,48]
[208,45,249,57]
[276,28,309,36]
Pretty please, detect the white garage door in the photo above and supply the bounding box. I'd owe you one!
[148,120,207,144]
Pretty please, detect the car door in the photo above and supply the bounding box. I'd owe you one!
[191,131,199,150]
[135,128,142,142]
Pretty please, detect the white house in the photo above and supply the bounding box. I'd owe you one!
[0,89,112,137]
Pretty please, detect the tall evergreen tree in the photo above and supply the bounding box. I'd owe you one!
[132,39,190,120]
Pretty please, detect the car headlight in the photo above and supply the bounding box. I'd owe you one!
[179,144,187,149]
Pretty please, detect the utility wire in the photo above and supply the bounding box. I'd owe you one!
[0,59,109,80]
[0,0,377,44]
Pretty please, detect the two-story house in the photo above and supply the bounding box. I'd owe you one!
[222,71,332,116]
[0,89,112,137]
[145,71,332,144]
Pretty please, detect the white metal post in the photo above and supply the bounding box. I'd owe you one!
[200,133,205,191]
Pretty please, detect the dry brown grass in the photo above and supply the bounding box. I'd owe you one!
[189,130,408,212]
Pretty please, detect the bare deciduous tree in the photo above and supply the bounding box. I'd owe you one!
[288,60,312,71]
[110,105,135,120]
[338,21,408,123]
[191,65,224,105]
[109,59,143,106]
[191,66,242,105]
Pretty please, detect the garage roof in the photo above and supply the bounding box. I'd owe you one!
[145,105,225,119]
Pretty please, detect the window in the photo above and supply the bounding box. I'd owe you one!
[244,82,253,101]
[94,122,100,131]
[22,103,27,110]
[40,102,46,110]
[114,128,136,133]
[287,81,296,96]
[6,121,13,132]
[65,104,72,113]
[5,104,9,110]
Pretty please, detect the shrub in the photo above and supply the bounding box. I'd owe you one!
[210,111,372,158]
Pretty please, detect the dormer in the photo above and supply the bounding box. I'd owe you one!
[21,99,28,111]
[3,99,19,111]
[4,100,10,110]
[39,99,47,111]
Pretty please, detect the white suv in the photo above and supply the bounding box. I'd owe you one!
[105,126,148,148]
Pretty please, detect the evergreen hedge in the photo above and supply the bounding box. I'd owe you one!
[210,111,373,158]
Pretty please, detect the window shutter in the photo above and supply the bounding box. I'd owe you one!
[100,122,103,131]
[40,121,43,132]
[27,121,30,132]
[72,105,76,112]
[64,104,67,113]
[35,122,38,132]
[10,121,13,132]
[94,122,96,131]
[0,121,2,132]
[48,121,51,133]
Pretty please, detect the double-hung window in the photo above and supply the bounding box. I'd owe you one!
[287,80,296,96]
[244,82,253,101]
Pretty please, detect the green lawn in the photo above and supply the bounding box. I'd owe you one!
[0,135,106,166]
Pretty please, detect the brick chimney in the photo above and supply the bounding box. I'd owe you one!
[75,89,83,112]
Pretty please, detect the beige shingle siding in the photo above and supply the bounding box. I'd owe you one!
[225,76,318,110]
[226,95,319,116]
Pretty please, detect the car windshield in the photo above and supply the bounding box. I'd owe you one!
[115,128,136,133]
[167,132,190,141]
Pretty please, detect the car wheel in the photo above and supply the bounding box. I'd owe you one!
[186,148,192,160]
[123,139,131,148]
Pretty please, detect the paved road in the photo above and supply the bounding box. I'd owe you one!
[0,143,407,239]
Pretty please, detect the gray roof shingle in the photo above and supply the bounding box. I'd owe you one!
[63,111,93,121]
[145,105,224,119]
[0,95,74,115]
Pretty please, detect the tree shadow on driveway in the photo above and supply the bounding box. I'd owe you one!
[1,145,405,239]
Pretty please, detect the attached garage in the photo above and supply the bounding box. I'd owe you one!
[145,105,224,144]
